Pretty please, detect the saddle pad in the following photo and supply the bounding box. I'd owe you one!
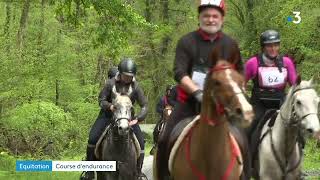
[95,125,111,159]
[168,115,200,172]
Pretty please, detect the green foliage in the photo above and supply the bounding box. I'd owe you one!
[1,101,74,156]
[0,1,319,174]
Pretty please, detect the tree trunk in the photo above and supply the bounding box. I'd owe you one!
[55,13,63,106]
[95,54,107,87]
[160,0,170,55]
[55,79,59,106]
[246,0,257,54]
[75,0,80,27]
[4,1,11,54]
[17,0,31,50]
[37,0,46,61]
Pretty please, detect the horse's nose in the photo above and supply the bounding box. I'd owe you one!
[241,109,254,128]
[236,108,242,116]
[307,128,314,134]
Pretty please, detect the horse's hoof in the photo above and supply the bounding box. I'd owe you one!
[137,173,148,180]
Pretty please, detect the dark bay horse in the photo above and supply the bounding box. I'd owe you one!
[157,104,174,139]
[97,87,140,180]
[151,104,174,155]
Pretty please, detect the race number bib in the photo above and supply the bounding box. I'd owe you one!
[192,71,206,90]
[258,67,287,88]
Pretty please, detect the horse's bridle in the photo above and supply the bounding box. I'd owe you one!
[280,86,317,126]
[209,64,247,121]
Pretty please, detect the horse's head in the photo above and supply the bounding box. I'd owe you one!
[204,61,254,127]
[112,88,133,136]
[285,77,320,134]
[163,105,173,121]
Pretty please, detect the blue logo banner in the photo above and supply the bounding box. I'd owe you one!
[16,161,52,172]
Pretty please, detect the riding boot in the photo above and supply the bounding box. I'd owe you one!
[80,145,96,180]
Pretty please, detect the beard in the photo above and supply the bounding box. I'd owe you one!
[199,21,222,34]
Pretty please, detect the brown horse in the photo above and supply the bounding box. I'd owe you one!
[154,60,254,180]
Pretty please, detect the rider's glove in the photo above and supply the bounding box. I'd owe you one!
[192,89,203,104]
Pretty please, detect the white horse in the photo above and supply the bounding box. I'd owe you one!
[257,78,320,180]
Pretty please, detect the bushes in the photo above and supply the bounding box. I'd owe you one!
[0,101,85,157]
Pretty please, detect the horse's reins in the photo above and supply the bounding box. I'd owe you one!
[263,86,316,178]
[187,64,242,180]
[281,86,318,126]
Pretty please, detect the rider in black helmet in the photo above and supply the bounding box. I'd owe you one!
[107,66,118,79]
[81,58,148,180]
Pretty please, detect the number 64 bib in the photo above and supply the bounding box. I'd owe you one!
[258,67,288,89]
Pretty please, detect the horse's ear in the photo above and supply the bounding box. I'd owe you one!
[210,42,221,67]
[308,75,315,86]
[296,74,302,85]
[228,41,241,64]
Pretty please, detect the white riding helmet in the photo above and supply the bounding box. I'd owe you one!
[197,0,225,15]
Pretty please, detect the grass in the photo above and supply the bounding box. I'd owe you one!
[1,130,319,180]
[303,139,320,171]
[0,142,153,180]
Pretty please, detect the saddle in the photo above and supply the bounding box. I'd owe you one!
[250,109,278,166]
[156,115,196,179]
[162,115,250,180]
[94,125,141,159]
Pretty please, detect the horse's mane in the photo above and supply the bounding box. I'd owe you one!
[114,95,132,106]
[209,38,240,67]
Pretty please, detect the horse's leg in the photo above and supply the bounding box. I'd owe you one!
[96,172,105,180]
[259,137,282,180]
[153,151,158,180]
[286,145,302,180]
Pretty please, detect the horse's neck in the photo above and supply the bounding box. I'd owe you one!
[198,109,230,159]
[199,99,230,147]
[273,98,299,158]
[198,118,229,145]
[111,128,130,150]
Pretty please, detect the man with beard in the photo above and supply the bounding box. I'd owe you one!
[156,0,244,179]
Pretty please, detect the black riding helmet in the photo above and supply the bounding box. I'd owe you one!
[260,30,280,46]
[107,66,118,79]
[166,85,173,92]
[118,58,137,76]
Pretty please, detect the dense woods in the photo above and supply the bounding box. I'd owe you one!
[0,0,319,161]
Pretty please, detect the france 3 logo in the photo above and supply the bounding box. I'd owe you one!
[287,11,301,24]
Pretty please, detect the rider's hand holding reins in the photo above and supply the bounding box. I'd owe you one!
[192,89,203,103]
[110,105,116,112]
[129,119,138,126]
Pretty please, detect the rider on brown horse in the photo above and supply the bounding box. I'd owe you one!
[151,85,178,154]
[156,0,244,179]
